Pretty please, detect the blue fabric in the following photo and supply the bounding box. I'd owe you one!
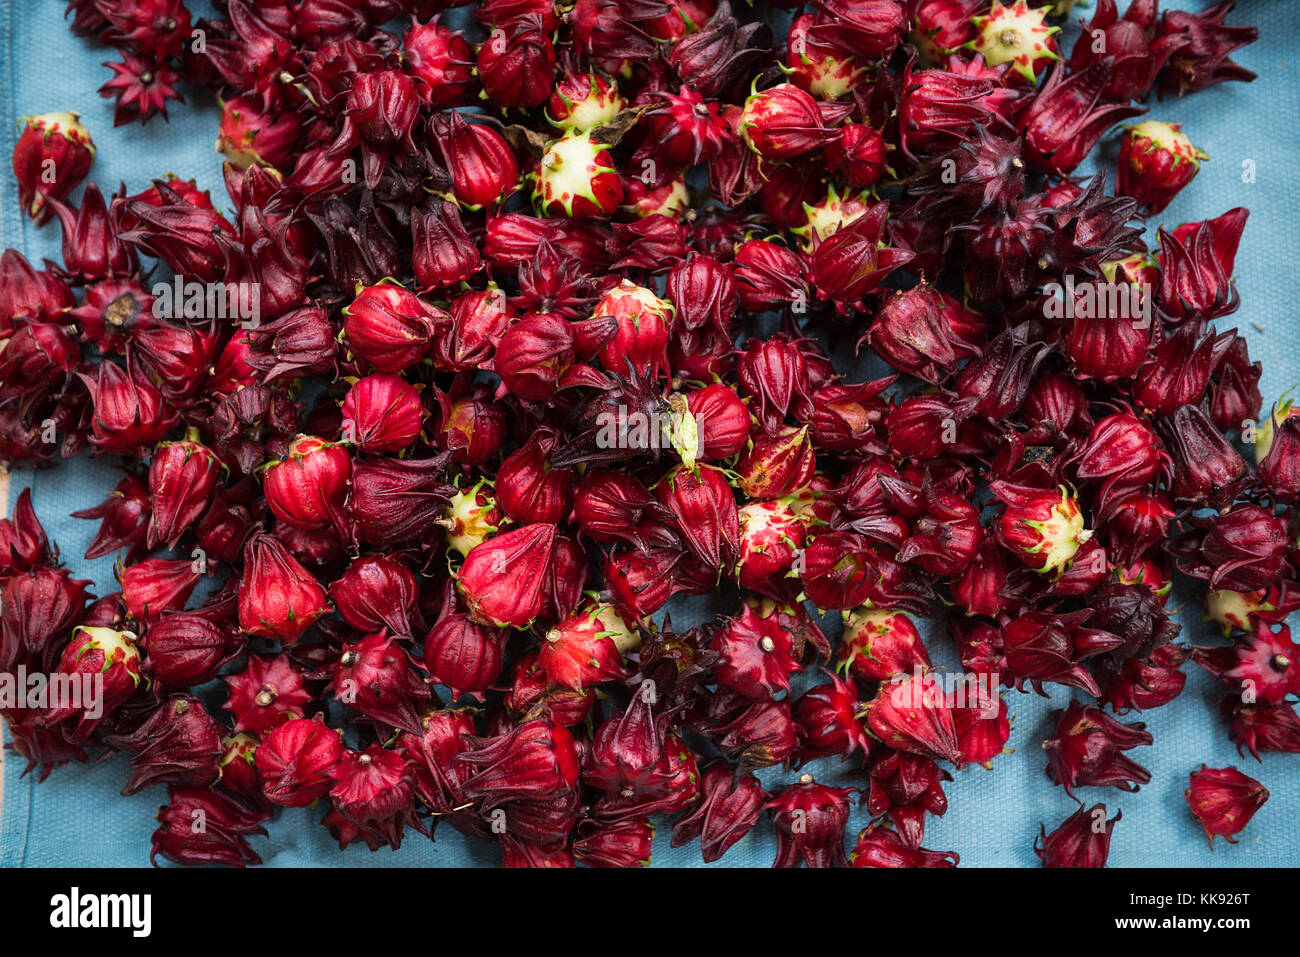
[2,0,1298,868]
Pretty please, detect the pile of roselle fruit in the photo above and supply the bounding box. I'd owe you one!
[0,0,1292,868]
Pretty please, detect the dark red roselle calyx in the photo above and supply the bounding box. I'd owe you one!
[119,557,201,625]
[766,774,857,869]
[1001,609,1118,698]
[737,334,815,434]
[1068,0,1185,102]
[1157,207,1248,323]
[684,383,750,462]
[431,112,518,209]
[340,374,424,455]
[1168,506,1291,593]
[572,817,655,868]
[141,613,242,687]
[1224,698,1300,761]
[0,487,50,576]
[477,14,556,108]
[850,822,960,868]
[457,716,581,811]
[1017,60,1146,176]
[732,239,809,312]
[738,82,836,162]
[540,532,590,626]
[866,748,951,849]
[864,285,960,386]
[701,692,799,771]
[0,249,75,335]
[330,554,420,638]
[1116,120,1207,215]
[422,579,509,699]
[493,312,577,402]
[1098,642,1189,715]
[146,430,221,550]
[328,630,431,736]
[1035,803,1120,868]
[496,428,575,525]
[897,63,997,160]
[457,522,558,629]
[1043,701,1154,797]
[244,304,338,384]
[403,18,475,108]
[837,607,931,683]
[793,670,870,764]
[1206,621,1300,707]
[13,112,95,224]
[1133,324,1230,418]
[216,94,302,171]
[397,707,478,818]
[1156,2,1258,99]
[863,670,963,766]
[325,745,427,851]
[879,474,982,578]
[412,199,483,291]
[48,183,137,282]
[631,87,729,187]
[332,69,422,188]
[1066,411,1171,515]
[1186,764,1268,848]
[712,598,808,700]
[811,203,915,308]
[78,358,178,457]
[506,649,597,729]
[105,693,225,796]
[670,760,767,864]
[1104,491,1175,567]
[437,285,514,372]
[667,253,735,341]
[223,652,316,737]
[583,689,667,798]
[117,180,238,283]
[602,547,686,623]
[1160,404,1247,510]
[342,282,446,373]
[950,539,1012,619]
[349,454,456,548]
[256,715,345,808]
[655,464,740,574]
[0,565,91,673]
[150,785,268,868]
[237,532,330,644]
[593,280,674,381]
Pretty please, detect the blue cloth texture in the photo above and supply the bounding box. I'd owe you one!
[2,0,1298,868]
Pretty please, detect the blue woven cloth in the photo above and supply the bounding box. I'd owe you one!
[2,0,1297,867]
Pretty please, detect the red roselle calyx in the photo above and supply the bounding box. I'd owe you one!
[237,532,330,644]
[1036,804,1120,868]
[1184,764,1269,849]
[14,112,95,224]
